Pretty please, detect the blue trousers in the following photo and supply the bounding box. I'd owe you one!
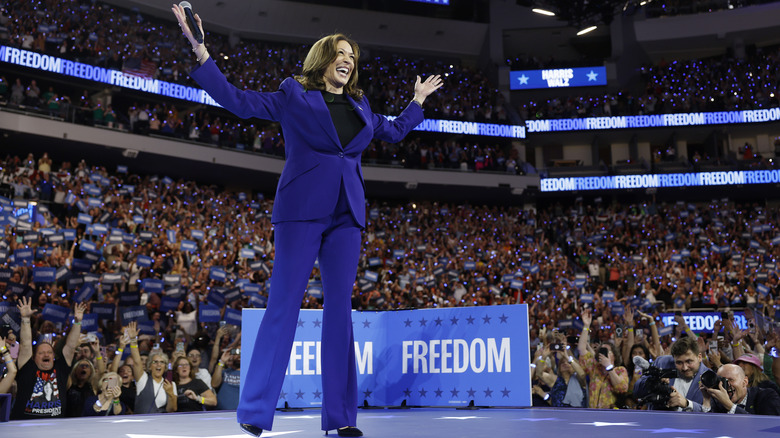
[237,187,361,431]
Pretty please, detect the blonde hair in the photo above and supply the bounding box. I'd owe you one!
[295,34,363,100]
[67,359,99,395]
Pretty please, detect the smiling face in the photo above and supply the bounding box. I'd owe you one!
[148,353,168,380]
[322,40,355,94]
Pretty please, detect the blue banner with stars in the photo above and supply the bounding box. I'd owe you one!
[241,305,531,408]
[510,66,607,90]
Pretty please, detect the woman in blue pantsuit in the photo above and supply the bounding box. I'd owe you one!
[172,5,443,437]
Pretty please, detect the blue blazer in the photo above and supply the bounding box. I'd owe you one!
[190,58,424,227]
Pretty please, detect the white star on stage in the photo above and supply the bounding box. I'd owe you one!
[518,74,529,85]
[586,70,598,81]
[362,415,408,419]
[511,418,559,422]
[436,416,487,420]
[636,428,708,434]
[573,421,639,427]
[126,431,301,438]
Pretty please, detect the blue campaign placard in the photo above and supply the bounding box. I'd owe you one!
[41,303,70,324]
[91,303,116,320]
[199,303,221,323]
[241,305,531,408]
[510,66,607,90]
[32,267,56,283]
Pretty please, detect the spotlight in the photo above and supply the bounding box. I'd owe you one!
[577,26,597,36]
[532,8,555,16]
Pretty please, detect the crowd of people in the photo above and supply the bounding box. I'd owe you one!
[0,0,506,125]
[514,45,780,121]
[0,150,777,419]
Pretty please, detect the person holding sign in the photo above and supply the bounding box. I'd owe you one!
[171,3,442,436]
[11,297,86,419]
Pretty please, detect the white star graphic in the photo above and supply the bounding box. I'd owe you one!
[586,70,598,81]
[573,422,639,427]
[126,432,301,438]
[437,416,487,420]
[362,415,408,419]
[518,74,529,85]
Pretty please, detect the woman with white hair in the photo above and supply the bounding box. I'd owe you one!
[126,322,176,413]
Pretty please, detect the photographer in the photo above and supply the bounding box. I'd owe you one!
[634,336,709,411]
[578,309,629,408]
[534,342,587,408]
[700,364,780,415]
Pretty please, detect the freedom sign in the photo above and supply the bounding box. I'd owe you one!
[240,305,531,408]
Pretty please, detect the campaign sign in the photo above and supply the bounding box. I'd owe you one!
[73,283,96,303]
[13,248,33,265]
[41,303,70,324]
[207,290,226,308]
[210,267,227,282]
[121,305,148,323]
[81,313,98,332]
[241,305,531,408]
[659,311,747,333]
[136,255,153,267]
[224,307,242,326]
[32,267,56,284]
[160,296,180,313]
[199,303,221,323]
[91,303,116,320]
[120,292,141,307]
[141,279,164,293]
[138,320,156,335]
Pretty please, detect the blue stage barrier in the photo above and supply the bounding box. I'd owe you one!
[241,305,531,408]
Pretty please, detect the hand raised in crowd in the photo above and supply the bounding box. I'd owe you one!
[125,321,139,341]
[623,305,635,328]
[74,301,87,323]
[220,348,232,365]
[581,308,592,327]
[17,296,35,319]
[597,349,613,369]
[215,326,230,340]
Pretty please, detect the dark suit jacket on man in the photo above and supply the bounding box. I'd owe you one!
[190,58,424,227]
[711,386,780,415]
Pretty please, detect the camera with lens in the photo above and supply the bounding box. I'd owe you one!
[636,365,678,409]
[551,343,565,351]
[700,370,731,393]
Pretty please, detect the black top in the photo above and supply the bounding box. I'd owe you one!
[322,91,364,147]
[11,358,71,419]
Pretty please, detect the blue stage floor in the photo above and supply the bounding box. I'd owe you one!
[1,407,777,438]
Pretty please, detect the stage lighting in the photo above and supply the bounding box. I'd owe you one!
[532,8,555,16]
[576,26,597,35]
